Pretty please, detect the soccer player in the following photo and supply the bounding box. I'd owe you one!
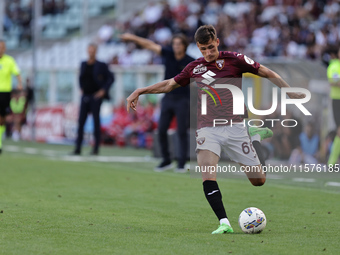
[120,33,194,172]
[73,43,114,155]
[327,47,340,166]
[0,40,22,154]
[126,25,305,234]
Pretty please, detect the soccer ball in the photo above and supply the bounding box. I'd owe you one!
[238,207,267,234]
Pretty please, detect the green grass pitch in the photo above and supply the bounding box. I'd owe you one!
[0,141,340,255]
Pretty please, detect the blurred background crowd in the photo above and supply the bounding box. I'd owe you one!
[3,0,340,62]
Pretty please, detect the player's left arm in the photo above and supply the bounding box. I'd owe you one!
[127,78,180,112]
[257,64,306,99]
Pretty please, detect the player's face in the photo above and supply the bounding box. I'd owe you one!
[87,45,97,59]
[172,38,185,55]
[197,38,220,62]
[0,42,6,58]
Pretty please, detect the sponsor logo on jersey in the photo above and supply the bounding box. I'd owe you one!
[215,59,225,70]
[199,71,223,110]
[193,64,207,74]
[197,137,205,145]
[244,55,255,65]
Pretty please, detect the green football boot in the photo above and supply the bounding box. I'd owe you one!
[248,127,273,141]
[211,223,234,234]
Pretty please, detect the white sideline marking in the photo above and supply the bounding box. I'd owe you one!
[61,155,151,163]
[292,178,316,183]
[325,182,340,187]
[23,148,39,154]
[4,145,154,163]
[4,145,20,152]
[42,150,58,156]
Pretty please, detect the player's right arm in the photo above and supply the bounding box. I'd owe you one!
[120,33,162,55]
[126,78,180,112]
[257,64,306,99]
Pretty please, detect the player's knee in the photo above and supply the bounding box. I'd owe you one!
[250,178,266,186]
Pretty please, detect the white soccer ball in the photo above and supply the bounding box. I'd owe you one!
[238,207,267,234]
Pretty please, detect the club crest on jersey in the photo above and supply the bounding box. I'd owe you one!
[197,137,205,145]
[215,59,225,70]
[244,55,254,65]
[193,64,207,74]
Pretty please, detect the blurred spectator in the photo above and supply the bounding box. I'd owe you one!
[120,32,194,172]
[327,46,340,165]
[42,0,67,15]
[107,0,340,63]
[0,40,22,153]
[289,122,320,164]
[118,43,136,66]
[320,130,336,163]
[101,101,157,149]
[270,111,302,160]
[9,89,27,141]
[25,78,34,108]
[143,2,163,25]
[5,0,340,59]
[97,22,114,44]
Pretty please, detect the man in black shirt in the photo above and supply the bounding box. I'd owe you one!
[121,33,194,172]
[73,43,114,155]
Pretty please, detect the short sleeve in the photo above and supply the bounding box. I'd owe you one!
[10,58,20,76]
[174,63,192,87]
[233,53,260,75]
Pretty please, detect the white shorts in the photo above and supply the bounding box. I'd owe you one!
[196,125,260,166]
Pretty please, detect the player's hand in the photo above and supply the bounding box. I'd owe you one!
[287,92,306,99]
[94,89,105,99]
[17,83,23,91]
[126,90,140,112]
[120,33,135,42]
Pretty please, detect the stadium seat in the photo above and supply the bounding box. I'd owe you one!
[43,25,67,39]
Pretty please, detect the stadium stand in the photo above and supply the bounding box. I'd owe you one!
[2,0,339,160]
[7,0,339,71]
[3,0,116,47]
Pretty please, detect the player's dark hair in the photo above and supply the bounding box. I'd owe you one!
[172,34,189,51]
[194,25,217,44]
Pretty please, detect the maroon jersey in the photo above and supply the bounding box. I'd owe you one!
[174,51,260,129]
